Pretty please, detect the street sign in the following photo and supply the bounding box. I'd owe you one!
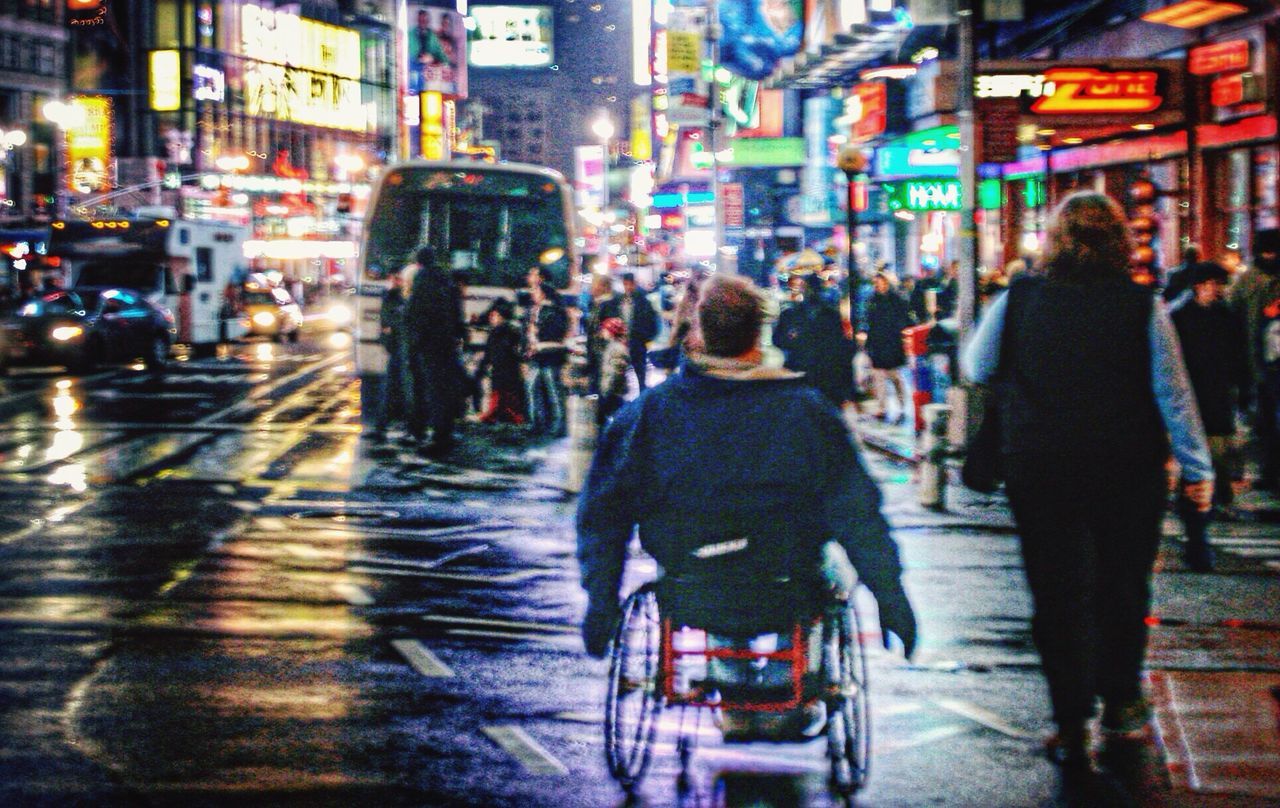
[720,183,745,230]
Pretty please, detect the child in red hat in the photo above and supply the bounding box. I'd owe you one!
[598,317,631,424]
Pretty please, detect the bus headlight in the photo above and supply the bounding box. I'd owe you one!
[51,325,84,342]
[252,311,277,327]
[327,302,352,325]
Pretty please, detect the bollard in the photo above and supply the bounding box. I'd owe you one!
[918,403,951,510]
[565,394,598,493]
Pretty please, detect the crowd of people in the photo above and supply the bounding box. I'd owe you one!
[368,254,667,456]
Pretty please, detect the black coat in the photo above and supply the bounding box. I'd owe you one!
[477,321,525,393]
[405,265,464,356]
[529,297,569,367]
[774,299,854,407]
[864,291,911,369]
[1171,299,1249,436]
[379,286,406,350]
[599,291,659,346]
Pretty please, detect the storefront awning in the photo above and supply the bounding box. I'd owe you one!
[768,25,909,90]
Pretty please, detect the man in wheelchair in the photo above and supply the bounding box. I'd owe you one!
[577,274,917,741]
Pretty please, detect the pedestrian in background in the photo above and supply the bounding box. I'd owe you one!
[1162,244,1202,303]
[369,271,408,441]
[525,281,569,436]
[600,272,659,392]
[596,317,630,425]
[1170,262,1250,571]
[405,245,466,457]
[476,299,525,425]
[774,272,855,411]
[582,273,615,395]
[962,191,1213,781]
[861,272,911,423]
[1227,228,1280,491]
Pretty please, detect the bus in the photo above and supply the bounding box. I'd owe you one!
[356,160,577,417]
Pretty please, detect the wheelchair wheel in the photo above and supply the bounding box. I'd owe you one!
[605,584,663,793]
[826,600,871,804]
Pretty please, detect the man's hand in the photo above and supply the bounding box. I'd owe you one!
[582,603,621,659]
[1183,479,1214,513]
[877,585,918,660]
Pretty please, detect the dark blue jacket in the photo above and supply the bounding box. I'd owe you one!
[576,358,904,633]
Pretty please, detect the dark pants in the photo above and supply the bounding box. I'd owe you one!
[1004,455,1166,726]
[629,340,648,391]
[373,341,407,432]
[408,351,460,445]
[1256,381,1279,485]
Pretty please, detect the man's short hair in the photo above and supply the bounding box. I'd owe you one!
[697,274,766,358]
[620,271,636,283]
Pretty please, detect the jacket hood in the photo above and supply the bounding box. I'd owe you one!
[684,352,804,382]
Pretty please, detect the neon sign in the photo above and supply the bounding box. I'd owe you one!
[976,67,1167,115]
[1031,68,1162,114]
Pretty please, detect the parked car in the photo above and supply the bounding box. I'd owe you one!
[0,287,175,374]
[243,285,303,342]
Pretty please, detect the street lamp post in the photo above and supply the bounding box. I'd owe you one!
[837,143,868,291]
[591,114,615,274]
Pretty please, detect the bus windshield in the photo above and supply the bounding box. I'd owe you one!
[363,165,572,289]
[75,260,164,293]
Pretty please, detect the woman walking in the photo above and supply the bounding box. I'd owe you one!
[961,191,1213,779]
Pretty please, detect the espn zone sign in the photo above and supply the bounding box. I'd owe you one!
[977,67,1167,115]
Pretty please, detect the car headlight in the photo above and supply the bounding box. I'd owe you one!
[252,311,277,327]
[327,303,352,325]
[51,325,84,342]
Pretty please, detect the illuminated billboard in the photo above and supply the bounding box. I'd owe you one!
[408,5,468,97]
[66,96,113,194]
[468,6,554,69]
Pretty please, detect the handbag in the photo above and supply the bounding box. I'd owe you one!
[960,387,1003,493]
[959,280,1028,493]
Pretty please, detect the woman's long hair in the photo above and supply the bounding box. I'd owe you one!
[1040,190,1134,284]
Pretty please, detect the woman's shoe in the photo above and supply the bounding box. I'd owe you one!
[1044,724,1090,769]
[1101,697,1151,739]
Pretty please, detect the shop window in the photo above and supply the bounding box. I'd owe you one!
[1255,147,1278,231]
[154,0,179,49]
[1223,148,1250,254]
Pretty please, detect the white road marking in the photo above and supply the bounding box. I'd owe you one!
[230,500,259,512]
[1207,537,1280,546]
[552,711,601,725]
[0,500,92,546]
[481,726,569,776]
[876,724,972,755]
[933,699,1036,739]
[420,614,578,634]
[255,517,290,532]
[391,639,455,678]
[347,566,549,583]
[347,544,487,571]
[445,629,582,649]
[282,543,327,559]
[1265,561,1280,572]
[332,583,374,606]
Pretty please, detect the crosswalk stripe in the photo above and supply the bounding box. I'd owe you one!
[481,726,569,776]
[391,639,455,678]
[933,699,1036,739]
[420,614,578,634]
[332,583,374,606]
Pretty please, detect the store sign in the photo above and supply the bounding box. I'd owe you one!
[884,179,1002,211]
[719,137,805,167]
[66,96,113,194]
[848,81,887,141]
[720,182,744,230]
[1188,39,1250,75]
[875,146,958,178]
[666,6,711,126]
[149,50,181,112]
[239,4,365,131]
[976,67,1166,115]
[193,65,225,102]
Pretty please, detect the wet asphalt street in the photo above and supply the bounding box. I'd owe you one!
[0,332,1277,808]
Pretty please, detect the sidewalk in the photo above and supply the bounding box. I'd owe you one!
[853,413,1280,804]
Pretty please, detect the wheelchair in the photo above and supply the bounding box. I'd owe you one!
[603,577,871,806]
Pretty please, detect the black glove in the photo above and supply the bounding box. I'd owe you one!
[582,603,621,659]
[876,585,918,660]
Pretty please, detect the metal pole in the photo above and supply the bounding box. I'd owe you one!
[707,0,726,273]
[956,0,978,345]
[845,169,858,281]
[599,135,610,274]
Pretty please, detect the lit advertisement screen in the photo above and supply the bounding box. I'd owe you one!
[468,6,554,68]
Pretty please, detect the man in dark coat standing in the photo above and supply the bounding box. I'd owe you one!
[370,271,408,441]
[600,272,659,391]
[774,272,855,409]
[404,245,466,457]
[1171,262,1250,570]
